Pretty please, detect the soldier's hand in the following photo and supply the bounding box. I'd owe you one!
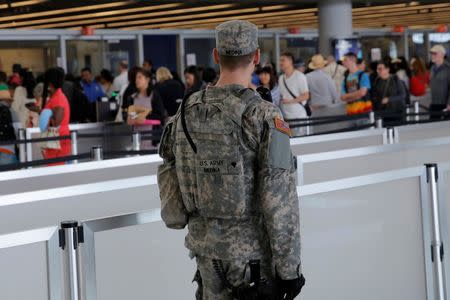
[277,274,305,300]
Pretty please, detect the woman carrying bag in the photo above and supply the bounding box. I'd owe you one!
[41,68,71,165]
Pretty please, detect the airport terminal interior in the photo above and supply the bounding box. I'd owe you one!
[0,0,450,299]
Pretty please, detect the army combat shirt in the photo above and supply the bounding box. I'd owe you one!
[158,84,301,280]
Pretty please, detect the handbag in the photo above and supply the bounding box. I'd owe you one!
[282,76,312,117]
[40,127,61,150]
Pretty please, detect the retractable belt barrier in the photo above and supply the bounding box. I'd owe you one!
[0,147,158,172]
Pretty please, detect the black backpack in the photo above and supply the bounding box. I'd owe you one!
[0,105,16,142]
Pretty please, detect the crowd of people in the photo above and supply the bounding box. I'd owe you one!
[251,44,449,123]
[0,43,448,166]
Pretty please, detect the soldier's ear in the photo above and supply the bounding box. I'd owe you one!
[253,49,261,66]
[213,48,220,65]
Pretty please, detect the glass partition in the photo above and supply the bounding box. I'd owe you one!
[104,39,137,76]
[280,37,318,63]
[409,33,428,61]
[66,40,104,77]
[0,40,58,77]
[184,38,216,69]
[66,38,137,77]
[259,37,276,67]
[360,35,403,62]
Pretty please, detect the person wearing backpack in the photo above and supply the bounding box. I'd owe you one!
[372,61,407,123]
[157,20,304,300]
[0,89,18,165]
[341,52,372,115]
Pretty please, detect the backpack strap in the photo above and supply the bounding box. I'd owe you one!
[180,90,204,154]
[357,71,364,90]
[343,70,350,93]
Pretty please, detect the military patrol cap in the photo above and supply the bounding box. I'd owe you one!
[215,20,259,56]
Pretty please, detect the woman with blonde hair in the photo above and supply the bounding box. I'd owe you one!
[155,66,185,117]
[156,67,173,83]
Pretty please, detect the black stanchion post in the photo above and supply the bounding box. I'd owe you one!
[59,221,84,300]
[71,131,78,164]
[18,128,26,165]
[132,132,141,152]
[91,146,103,161]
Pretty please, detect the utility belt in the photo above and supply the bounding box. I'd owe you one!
[213,259,276,300]
[210,259,305,300]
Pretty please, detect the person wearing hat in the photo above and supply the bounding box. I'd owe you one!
[306,54,340,112]
[157,20,304,300]
[429,44,450,119]
[0,89,18,165]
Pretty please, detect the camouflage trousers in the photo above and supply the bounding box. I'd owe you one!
[193,256,274,300]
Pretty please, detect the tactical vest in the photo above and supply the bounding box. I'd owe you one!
[174,88,260,220]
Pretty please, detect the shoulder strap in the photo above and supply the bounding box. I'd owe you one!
[282,76,298,99]
[357,71,364,90]
[343,70,350,93]
[332,64,339,79]
[180,90,202,154]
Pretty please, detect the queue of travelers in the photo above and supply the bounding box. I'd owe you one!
[0,43,448,166]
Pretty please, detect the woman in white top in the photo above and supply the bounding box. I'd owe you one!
[12,70,36,128]
[278,52,310,122]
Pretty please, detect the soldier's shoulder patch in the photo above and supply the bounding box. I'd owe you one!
[274,117,291,137]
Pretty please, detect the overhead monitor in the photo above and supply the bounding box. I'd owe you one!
[332,38,363,61]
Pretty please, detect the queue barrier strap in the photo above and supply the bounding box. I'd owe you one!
[292,122,377,137]
[0,149,160,172]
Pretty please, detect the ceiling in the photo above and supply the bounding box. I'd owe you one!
[0,0,447,31]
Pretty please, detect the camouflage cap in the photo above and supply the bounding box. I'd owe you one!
[215,20,259,56]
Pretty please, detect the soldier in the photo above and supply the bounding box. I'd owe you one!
[157,20,304,300]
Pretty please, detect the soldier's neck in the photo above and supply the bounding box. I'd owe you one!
[215,72,250,88]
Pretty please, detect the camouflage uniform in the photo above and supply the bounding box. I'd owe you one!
[157,20,301,300]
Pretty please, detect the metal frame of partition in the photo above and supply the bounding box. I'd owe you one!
[299,165,438,300]
[290,127,388,147]
[394,120,450,143]
[296,136,450,185]
[0,226,62,300]
[80,209,162,300]
[437,162,450,299]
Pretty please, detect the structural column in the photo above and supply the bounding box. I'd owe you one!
[318,0,353,57]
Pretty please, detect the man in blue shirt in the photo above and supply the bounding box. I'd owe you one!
[340,52,371,115]
[341,53,371,101]
[80,67,105,103]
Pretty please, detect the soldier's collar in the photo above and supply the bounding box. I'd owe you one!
[204,84,247,101]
